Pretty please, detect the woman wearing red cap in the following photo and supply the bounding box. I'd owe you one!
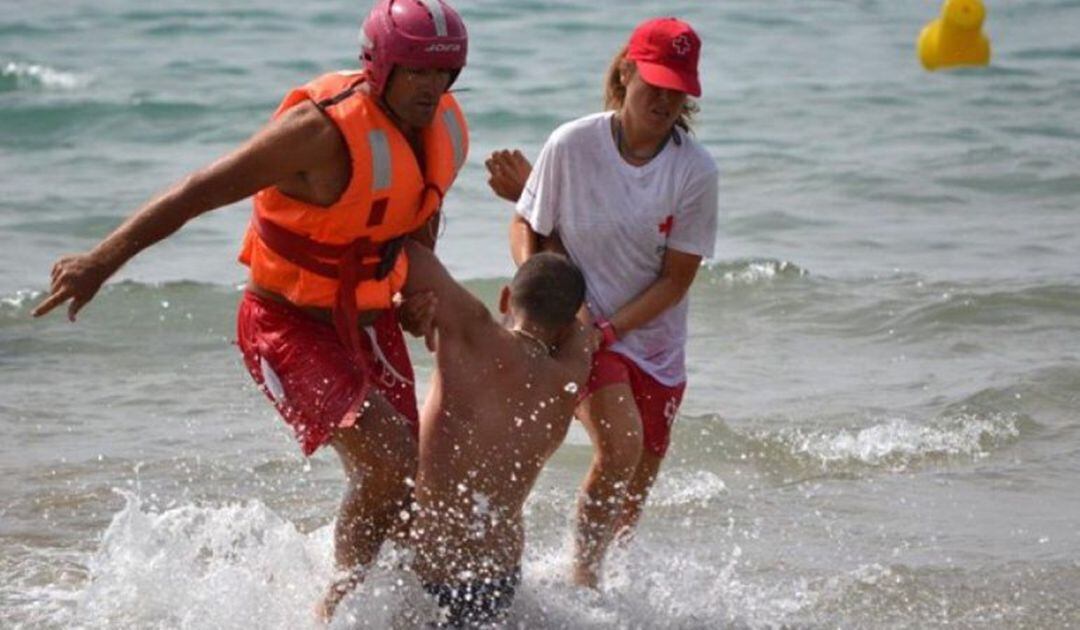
[487,17,719,588]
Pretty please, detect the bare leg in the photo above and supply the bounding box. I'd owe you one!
[317,392,417,622]
[572,383,643,589]
[613,449,664,544]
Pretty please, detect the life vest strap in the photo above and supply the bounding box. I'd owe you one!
[252,214,405,380]
[253,215,387,275]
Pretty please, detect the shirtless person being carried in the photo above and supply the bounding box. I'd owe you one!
[401,242,595,627]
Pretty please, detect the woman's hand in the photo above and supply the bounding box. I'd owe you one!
[485,149,532,203]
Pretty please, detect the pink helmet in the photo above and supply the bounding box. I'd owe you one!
[360,0,468,97]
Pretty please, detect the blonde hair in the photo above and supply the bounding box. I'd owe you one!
[603,45,698,133]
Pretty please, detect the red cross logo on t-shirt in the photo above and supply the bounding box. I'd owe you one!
[658,214,675,236]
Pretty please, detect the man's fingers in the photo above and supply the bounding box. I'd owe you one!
[32,287,72,318]
[67,295,88,322]
[424,327,438,353]
[51,256,77,283]
[412,290,436,311]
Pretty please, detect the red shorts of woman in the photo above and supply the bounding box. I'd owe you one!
[580,348,686,458]
[235,290,418,456]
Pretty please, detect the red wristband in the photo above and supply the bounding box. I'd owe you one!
[595,317,618,347]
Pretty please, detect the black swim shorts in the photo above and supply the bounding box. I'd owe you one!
[423,567,521,628]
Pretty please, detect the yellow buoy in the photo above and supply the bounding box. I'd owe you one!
[918,0,991,71]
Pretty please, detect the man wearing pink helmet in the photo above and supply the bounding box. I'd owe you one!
[33,0,470,619]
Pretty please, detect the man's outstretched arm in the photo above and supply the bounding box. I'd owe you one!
[33,101,341,321]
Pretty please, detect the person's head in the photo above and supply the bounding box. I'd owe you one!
[360,0,468,128]
[500,253,586,335]
[604,17,701,133]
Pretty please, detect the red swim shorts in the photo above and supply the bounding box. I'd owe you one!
[580,349,686,458]
[235,291,418,456]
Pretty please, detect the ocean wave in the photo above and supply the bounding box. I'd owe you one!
[945,367,1080,421]
[766,412,1025,470]
[0,282,243,336]
[0,61,87,92]
[935,172,1080,197]
[1,289,42,313]
[0,98,216,149]
[708,276,1080,341]
[702,258,809,285]
[807,562,1080,628]
[884,283,1080,333]
[1014,45,1080,61]
[673,407,1029,478]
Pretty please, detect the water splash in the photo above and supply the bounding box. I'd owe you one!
[72,490,333,630]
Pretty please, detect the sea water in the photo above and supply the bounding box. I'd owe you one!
[2,1,1079,627]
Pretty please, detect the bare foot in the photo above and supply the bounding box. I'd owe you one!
[571,563,600,590]
[314,570,363,624]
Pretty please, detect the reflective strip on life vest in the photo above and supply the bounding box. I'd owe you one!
[442,108,466,171]
[368,129,392,192]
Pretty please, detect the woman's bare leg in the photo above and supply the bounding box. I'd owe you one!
[572,383,643,588]
[613,449,664,543]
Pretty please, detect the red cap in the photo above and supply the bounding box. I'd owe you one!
[626,17,701,98]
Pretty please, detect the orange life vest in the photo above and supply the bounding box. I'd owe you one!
[237,70,468,356]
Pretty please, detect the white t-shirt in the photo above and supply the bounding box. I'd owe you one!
[517,111,719,385]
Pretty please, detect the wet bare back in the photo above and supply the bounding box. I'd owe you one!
[402,242,592,584]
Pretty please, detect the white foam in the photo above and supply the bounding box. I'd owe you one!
[651,470,728,507]
[513,536,825,628]
[2,61,87,90]
[2,289,42,310]
[778,413,1021,467]
[716,259,806,285]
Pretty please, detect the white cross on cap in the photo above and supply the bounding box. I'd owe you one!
[672,34,692,56]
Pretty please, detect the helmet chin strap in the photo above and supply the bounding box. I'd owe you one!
[372,67,406,127]
[356,64,408,131]
[377,92,411,134]
[375,88,426,148]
